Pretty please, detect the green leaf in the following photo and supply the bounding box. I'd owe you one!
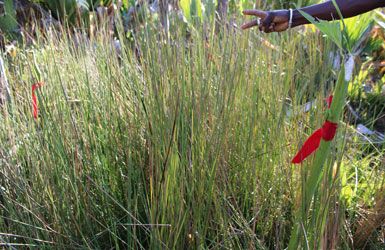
[180,0,191,20]
[192,0,202,20]
[121,0,130,9]
[0,0,18,35]
[299,10,343,50]
[344,13,374,54]
[180,0,202,22]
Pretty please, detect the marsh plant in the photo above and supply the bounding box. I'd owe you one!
[0,7,384,250]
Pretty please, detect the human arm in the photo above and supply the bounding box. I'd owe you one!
[242,0,385,33]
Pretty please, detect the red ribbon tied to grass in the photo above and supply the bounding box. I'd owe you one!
[291,96,338,164]
[32,82,43,119]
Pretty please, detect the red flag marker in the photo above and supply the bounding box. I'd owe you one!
[292,96,337,164]
[326,95,333,108]
[32,82,43,119]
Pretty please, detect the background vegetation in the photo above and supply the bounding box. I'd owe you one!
[0,0,384,249]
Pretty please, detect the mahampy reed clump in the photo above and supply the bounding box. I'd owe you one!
[0,20,383,249]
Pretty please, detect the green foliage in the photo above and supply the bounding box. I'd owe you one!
[239,0,252,12]
[340,154,383,207]
[345,13,374,54]
[33,0,115,24]
[180,0,203,22]
[0,21,342,248]
[1,18,382,247]
[0,1,384,249]
[0,0,18,36]
[121,0,132,9]
[34,0,85,23]
[288,2,376,248]
[299,1,374,54]
[299,10,343,50]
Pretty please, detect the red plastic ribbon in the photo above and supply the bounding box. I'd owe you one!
[326,95,333,108]
[291,95,337,164]
[32,82,43,119]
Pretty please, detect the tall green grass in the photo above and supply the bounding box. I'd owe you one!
[0,20,383,248]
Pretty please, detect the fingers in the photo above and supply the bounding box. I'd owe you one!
[266,23,275,33]
[261,23,275,33]
[241,19,259,30]
[261,14,274,32]
[242,10,268,19]
[242,9,272,32]
[242,9,288,33]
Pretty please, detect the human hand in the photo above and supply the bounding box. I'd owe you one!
[241,9,291,33]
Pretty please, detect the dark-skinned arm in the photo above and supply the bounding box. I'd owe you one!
[293,0,385,27]
[242,0,385,33]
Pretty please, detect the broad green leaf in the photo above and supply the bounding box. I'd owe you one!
[344,13,374,54]
[299,10,343,50]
